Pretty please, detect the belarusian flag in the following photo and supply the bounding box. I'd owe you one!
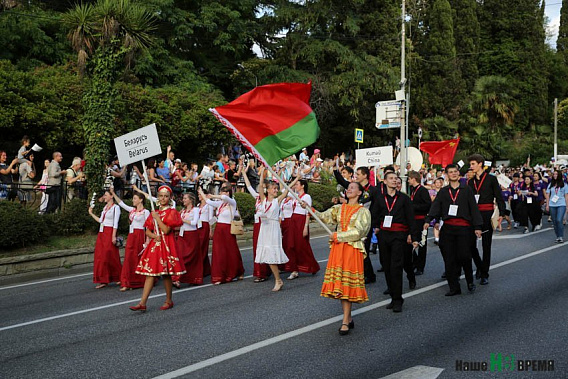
[209,82,320,166]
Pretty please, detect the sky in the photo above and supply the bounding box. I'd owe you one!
[546,1,563,46]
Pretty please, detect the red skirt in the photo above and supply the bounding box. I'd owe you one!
[93,226,122,284]
[253,221,270,278]
[136,231,185,276]
[175,230,203,284]
[211,223,244,283]
[198,222,211,277]
[279,217,293,271]
[284,214,320,274]
[120,229,146,288]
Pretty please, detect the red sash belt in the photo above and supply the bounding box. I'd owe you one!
[380,222,409,232]
[414,215,426,220]
[444,218,471,227]
[477,203,494,212]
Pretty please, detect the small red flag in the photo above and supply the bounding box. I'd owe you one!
[419,138,460,167]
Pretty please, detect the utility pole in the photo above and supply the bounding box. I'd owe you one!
[554,98,558,165]
[400,0,408,191]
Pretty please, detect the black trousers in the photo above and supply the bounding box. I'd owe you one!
[510,199,520,222]
[471,210,493,279]
[440,224,475,292]
[363,228,376,281]
[45,186,62,214]
[412,219,428,271]
[378,230,407,303]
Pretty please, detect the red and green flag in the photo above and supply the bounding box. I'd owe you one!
[209,82,320,166]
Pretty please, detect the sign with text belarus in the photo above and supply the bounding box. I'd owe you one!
[114,123,162,166]
[355,146,393,168]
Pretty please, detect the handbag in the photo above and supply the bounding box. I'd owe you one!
[229,203,244,235]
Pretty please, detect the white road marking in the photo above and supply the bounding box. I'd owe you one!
[493,227,552,239]
[151,243,566,378]
[379,365,444,379]
[0,234,331,290]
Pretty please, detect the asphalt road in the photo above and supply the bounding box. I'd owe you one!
[1,222,567,379]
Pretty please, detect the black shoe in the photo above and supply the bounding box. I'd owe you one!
[480,278,489,285]
[468,283,476,293]
[441,271,446,279]
[348,320,354,329]
[383,288,391,295]
[376,267,384,272]
[415,269,423,276]
[365,277,376,284]
[475,271,481,280]
[392,303,403,312]
[338,324,350,336]
[409,280,416,290]
[386,302,394,309]
[445,289,462,296]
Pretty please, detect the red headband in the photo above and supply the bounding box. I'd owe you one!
[157,185,172,195]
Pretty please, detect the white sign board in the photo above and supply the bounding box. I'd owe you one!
[375,100,403,129]
[355,146,394,168]
[114,123,162,166]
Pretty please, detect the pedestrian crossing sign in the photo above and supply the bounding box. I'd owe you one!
[355,128,364,143]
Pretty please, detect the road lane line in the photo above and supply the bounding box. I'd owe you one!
[151,243,566,378]
[379,365,444,379]
[0,235,331,290]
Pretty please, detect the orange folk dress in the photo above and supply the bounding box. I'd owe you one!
[136,207,186,277]
[316,204,371,303]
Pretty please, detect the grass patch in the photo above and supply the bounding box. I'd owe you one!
[0,233,98,259]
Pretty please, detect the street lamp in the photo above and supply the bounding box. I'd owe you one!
[237,63,258,87]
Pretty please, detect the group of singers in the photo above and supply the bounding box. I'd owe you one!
[87,152,509,336]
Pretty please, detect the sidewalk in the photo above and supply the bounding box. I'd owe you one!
[0,222,331,285]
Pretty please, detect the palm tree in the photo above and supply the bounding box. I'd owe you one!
[62,0,156,194]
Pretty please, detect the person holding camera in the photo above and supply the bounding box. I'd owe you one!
[88,189,123,289]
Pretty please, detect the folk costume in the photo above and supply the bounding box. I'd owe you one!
[175,207,204,285]
[93,203,122,284]
[247,185,271,280]
[285,192,320,274]
[117,201,149,288]
[255,198,289,265]
[316,204,371,303]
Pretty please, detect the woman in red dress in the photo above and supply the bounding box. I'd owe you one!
[173,193,204,287]
[111,188,148,291]
[285,179,320,279]
[129,186,185,312]
[199,185,244,285]
[196,189,213,278]
[88,190,122,289]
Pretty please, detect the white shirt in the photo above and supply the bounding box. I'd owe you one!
[179,207,199,235]
[247,185,262,224]
[100,204,120,230]
[206,195,237,224]
[198,203,215,225]
[299,152,309,161]
[281,195,294,219]
[293,193,311,215]
[118,201,149,231]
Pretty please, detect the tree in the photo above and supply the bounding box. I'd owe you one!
[63,0,156,194]
[449,0,479,93]
[557,0,568,64]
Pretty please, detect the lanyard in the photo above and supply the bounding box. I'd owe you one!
[264,200,273,213]
[217,202,228,216]
[293,193,306,211]
[385,195,398,215]
[101,205,112,223]
[181,207,193,219]
[411,185,421,201]
[129,207,145,222]
[473,172,487,194]
[449,188,460,204]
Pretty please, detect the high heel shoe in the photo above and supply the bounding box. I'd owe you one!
[348,320,354,329]
[338,324,350,336]
[159,301,174,310]
[95,283,108,289]
[119,287,132,292]
[129,304,147,312]
[172,281,181,289]
[287,272,299,280]
[272,280,284,292]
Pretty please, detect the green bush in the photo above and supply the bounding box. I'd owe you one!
[234,192,256,225]
[308,183,339,211]
[46,198,95,236]
[0,201,49,249]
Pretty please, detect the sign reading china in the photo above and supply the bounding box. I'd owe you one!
[355,146,393,168]
[114,123,162,166]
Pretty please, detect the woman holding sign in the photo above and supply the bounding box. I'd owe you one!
[129,186,185,312]
[88,190,122,289]
[110,188,148,291]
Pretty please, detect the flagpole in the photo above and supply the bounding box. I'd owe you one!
[264,164,333,236]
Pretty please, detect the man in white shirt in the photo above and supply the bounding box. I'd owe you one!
[299,148,309,162]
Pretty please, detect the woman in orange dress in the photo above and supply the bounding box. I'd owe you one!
[129,186,185,312]
[307,182,371,335]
